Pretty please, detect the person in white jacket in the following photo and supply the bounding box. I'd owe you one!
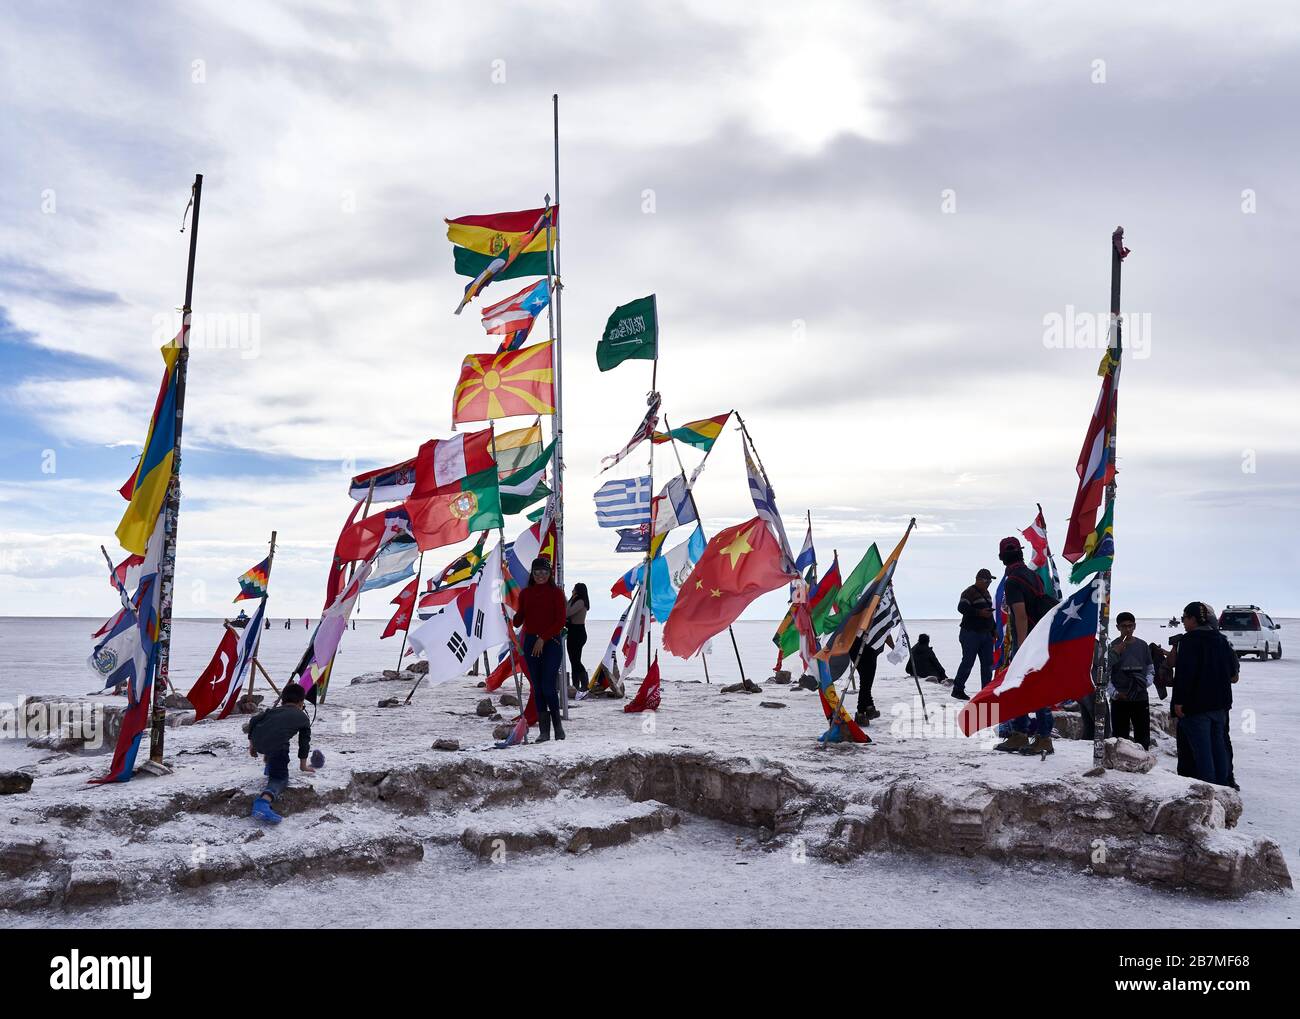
[1107,612,1155,748]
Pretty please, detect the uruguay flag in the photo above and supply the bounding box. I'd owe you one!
[958,580,1101,736]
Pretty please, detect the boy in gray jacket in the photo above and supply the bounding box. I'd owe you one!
[247,683,315,823]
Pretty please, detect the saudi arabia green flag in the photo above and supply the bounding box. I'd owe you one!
[597,295,657,372]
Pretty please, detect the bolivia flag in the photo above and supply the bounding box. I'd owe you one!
[446,207,558,282]
[958,582,1099,736]
[115,343,181,555]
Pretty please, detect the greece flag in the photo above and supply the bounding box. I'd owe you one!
[594,476,652,528]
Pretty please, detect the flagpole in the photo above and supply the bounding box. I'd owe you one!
[548,93,571,720]
[394,552,423,673]
[148,172,203,768]
[500,525,528,736]
[661,413,746,685]
[316,478,375,705]
[1036,502,1062,598]
[1089,227,1126,768]
[643,299,661,677]
[246,529,277,703]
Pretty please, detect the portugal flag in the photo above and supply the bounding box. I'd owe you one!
[957,581,1099,736]
[662,516,796,659]
[405,470,502,552]
[452,342,555,423]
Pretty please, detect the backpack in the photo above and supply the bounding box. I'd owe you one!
[1007,564,1057,631]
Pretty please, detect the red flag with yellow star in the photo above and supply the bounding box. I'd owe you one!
[452,341,555,423]
[662,516,796,659]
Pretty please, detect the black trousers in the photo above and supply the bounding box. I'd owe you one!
[855,647,881,714]
[567,623,588,689]
[1112,698,1151,749]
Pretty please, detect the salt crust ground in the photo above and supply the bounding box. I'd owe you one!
[1,640,1295,926]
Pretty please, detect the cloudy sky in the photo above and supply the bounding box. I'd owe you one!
[2,0,1298,624]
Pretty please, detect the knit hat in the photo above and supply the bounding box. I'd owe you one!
[530,556,553,574]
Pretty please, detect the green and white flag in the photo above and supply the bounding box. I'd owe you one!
[597,295,658,372]
[499,440,555,516]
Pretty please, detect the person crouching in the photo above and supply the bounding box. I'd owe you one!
[247,682,315,823]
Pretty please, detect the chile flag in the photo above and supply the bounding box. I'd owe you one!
[958,580,1100,736]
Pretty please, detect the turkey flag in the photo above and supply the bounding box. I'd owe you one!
[382,577,420,639]
[185,625,240,721]
[624,655,661,713]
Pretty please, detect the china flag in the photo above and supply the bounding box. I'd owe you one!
[662,516,796,659]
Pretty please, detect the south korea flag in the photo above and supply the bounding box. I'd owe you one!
[408,543,509,680]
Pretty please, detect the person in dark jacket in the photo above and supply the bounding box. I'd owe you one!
[953,569,995,700]
[1172,601,1235,785]
[1107,611,1154,748]
[514,557,568,742]
[906,633,948,683]
[566,583,590,691]
[993,536,1058,755]
[247,682,315,823]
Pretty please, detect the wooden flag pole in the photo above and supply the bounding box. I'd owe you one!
[1089,227,1127,768]
[245,529,277,701]
[254,658,281,696]
[149,172,203,768]
[661,413,746,685]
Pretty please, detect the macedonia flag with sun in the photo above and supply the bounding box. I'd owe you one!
[452,340,555,423]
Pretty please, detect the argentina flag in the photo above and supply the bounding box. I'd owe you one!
[594,476,652,529]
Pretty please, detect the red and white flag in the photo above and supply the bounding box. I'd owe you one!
[623,654,661,713]
[186,599,264,721]
[382,576,420,639]
[1022,509,1051,569]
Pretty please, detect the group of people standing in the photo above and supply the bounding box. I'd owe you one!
[943,537,1239,786]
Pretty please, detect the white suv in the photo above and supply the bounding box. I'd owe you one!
[1218,605,1283,660]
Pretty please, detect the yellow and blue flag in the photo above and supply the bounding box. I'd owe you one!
[115,343,180,555]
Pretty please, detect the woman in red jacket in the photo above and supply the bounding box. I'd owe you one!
[513,557,568,741]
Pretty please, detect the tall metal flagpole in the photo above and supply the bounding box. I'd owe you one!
[661,413,746,684]
[1090,226,1126,768]
[549,93,571,720]
[149,172,203,768]
[643,299,660,676]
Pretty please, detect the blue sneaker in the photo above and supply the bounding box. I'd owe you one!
[251,798,282,824]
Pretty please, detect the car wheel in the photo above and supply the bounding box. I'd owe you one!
[1274,643,1283,660]
[1259,645,1270,660]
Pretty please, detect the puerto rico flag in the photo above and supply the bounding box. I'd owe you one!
[481,278,550,352]
[958,580,1101,736]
